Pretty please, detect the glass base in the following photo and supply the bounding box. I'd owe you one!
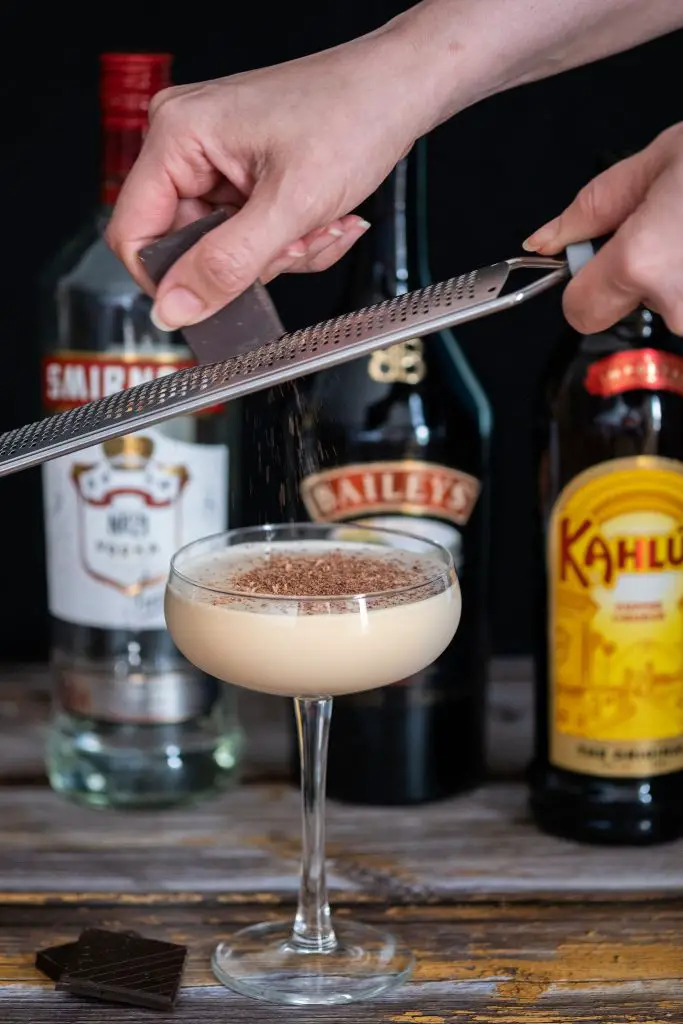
[211,919,414,1005]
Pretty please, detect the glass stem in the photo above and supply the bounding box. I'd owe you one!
[291,696,336,952]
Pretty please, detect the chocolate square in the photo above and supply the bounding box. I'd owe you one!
[138,208,284,364]
[57,928,187,1010]
[35,940,80,982]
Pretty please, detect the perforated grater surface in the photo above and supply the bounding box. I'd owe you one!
[0,253,571,478]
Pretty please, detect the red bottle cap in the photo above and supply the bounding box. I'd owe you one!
[100,52,172,129]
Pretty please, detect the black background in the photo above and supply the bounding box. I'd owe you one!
[0,2,681,659]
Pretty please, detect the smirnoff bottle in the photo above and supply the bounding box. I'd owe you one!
[286,139,492,804]
[41,53,243,809]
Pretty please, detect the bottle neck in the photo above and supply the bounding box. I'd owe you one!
[613,308,660,343]
[355,145,426,303]
[350,141,492,432]
[100,122,147,209]
[580,307,683,354]
[98,53,172,209]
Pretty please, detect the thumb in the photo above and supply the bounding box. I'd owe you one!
[560,228,643,334]
[151,182,304,331]
[522,148,659,256]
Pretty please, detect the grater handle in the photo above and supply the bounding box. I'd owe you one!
[503,240,598,305]
[566,240,596,276]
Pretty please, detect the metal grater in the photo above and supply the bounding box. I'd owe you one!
[0,254,570,478]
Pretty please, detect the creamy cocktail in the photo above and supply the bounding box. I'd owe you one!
[164,523,461,1007]
[165,541,460,697]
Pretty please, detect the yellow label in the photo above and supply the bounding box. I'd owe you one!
[548,456,683,778]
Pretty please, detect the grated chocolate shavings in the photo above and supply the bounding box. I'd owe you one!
[187,547,453,614]
[228,551,426,598]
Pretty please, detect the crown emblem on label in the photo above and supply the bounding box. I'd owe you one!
[102,434,154,470]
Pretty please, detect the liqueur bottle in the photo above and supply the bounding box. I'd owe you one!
[531,299,683,844]
[286,138,492,804]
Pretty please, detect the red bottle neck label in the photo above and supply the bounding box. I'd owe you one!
[585,348,683,399]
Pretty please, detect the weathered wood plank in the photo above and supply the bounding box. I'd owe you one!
[0,999,675,1024]
[1,990,677,1024]
[0,660,533,784]
[0,782,682,899]
[0,902,681,1022]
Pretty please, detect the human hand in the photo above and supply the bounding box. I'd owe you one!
[105,26,439,332]
[523,123,683,336]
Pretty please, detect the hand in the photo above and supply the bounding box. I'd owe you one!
[523,123,683,336]
[105,26,437,332]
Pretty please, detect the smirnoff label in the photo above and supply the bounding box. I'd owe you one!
[300,460,480,526]
[548,456,683,778]
[41,351,225,415]
[42,352,228,631]
[42,352,194,409]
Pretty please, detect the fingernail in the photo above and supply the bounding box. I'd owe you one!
[328,226,344,238]
[286,246,307,259]
[151,287,206,330]
[523,218,559,252]
[356,219,371,231]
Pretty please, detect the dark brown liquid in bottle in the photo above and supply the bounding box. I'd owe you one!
[530,308,683,844]
[284,140,492,805]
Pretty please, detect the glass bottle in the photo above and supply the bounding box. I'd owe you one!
[285,139,492,804]
[41,53,243,809]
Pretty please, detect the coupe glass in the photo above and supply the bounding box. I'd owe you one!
[165,523,461,1005]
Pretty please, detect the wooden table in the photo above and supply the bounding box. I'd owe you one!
[1,661,682,1023]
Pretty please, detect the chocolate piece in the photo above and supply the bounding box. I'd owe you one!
[57,928,187,1010]
[139,208,229,284]
[35,930,139,982]
[35,940,79,982]
[138,209,284,364]
[183,281,284,361]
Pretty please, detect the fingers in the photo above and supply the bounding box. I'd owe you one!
[169,198,216,234]
[149,181,306,330]
[522,146,662,256]
[260,215,370,283]
[105,154,183,290]
[561,165,683,335]
[522,125,683,335]
[560,232,644,333]
[120,198,218,294]
[106,96,226,291]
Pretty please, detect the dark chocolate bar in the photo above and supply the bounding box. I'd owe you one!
[138,208,230,284]
[138,208,284,364]
[35,940,79,982]
[35,929,139,982]
[57,928,187,1010]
